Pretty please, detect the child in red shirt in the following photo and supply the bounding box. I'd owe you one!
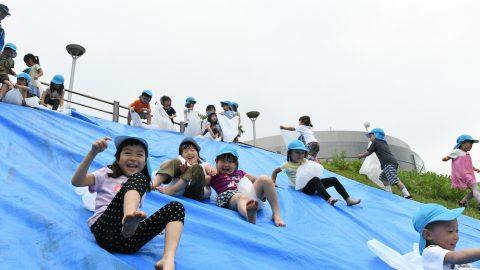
[128,90,152,125]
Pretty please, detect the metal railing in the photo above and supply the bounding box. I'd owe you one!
[40,81,185,129]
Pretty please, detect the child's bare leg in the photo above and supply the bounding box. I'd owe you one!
[253,175,286,227]
[395,180,411,198]
[231,194,257,223]
[0,82,9,99]
[470,184,480,206]
[460,191,473,205]
[122,190,147,238]
[147,114,152,125]
[152,174,169,188]
[155,221,183,270]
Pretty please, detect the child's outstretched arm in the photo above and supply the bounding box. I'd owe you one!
[271,168,282,183]
[357,151,371,159]
[280,125,295,131]
[444,248,480,265]
[442,156,451,162]
[71,137,111,187]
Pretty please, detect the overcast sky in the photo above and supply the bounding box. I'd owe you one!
[5,0,480,174]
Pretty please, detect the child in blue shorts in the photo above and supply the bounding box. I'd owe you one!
[357,128,412,199]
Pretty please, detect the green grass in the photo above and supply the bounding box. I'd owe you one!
[323,154,480,220]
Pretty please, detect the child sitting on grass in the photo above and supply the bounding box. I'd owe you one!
[413,203,480,270]
[272,140,360,206]
[209,145,286,227]
[442,134,480,209]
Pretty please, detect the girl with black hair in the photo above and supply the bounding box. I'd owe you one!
[23,53,43,96]
[202,112,223,141]
[280,115,320,162]
[152,137,217,201]
[160,95,176,123]
[71,136,184,270]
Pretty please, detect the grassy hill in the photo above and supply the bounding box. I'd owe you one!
[323,153,480,220]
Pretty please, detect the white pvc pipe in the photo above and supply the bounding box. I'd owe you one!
[66,56,77,109]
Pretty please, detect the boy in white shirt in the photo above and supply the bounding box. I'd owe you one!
[413,203,480,270]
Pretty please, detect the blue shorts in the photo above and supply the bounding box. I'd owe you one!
[380,164,399,185]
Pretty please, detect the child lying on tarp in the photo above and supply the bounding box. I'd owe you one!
[272,139,361,206]
[209,145,286,227]
[152,137,216,201]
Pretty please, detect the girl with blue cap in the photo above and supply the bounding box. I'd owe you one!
[272,139,361,206]
[442,134,480,209]
[209,145,286,227]
[413,203,480,269]
[40,74,65,110]
[71,136,185,270]
[2,72,31,106]
[357,128,412,199]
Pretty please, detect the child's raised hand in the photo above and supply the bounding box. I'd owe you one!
[179,161,189,174]
[205,165,217,176]
[475,168,480,173]
[91,137,111,154]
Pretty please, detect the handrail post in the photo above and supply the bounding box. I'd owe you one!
[180,121,186,133]
[113,101,120,122]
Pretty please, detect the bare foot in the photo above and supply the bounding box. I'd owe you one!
[272,214,286,227]
[155,257,175,270]
[327,197,338,206]
[121,210,147,238]
[246,200,258,224]
[346,198,361,206]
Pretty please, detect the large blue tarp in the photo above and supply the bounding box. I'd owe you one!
[0,102,479,269]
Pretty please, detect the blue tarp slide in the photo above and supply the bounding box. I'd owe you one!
[0,103,479,269]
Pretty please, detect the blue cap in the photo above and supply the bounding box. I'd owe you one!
[231,102,238,109]
[216,145,239,159]
[114,135,151,176]
[287,139,309,152]
[114,136,149,152]
[142,89,153,97]
[185,97,196,106]
[179,137,201,154]
[51,74,65,85]
[16,72,31,84]
[366,128,385,141]
[4,43,16,52]
[412,203,464,255]
[220,100,232,106]
[455,134,479,149]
